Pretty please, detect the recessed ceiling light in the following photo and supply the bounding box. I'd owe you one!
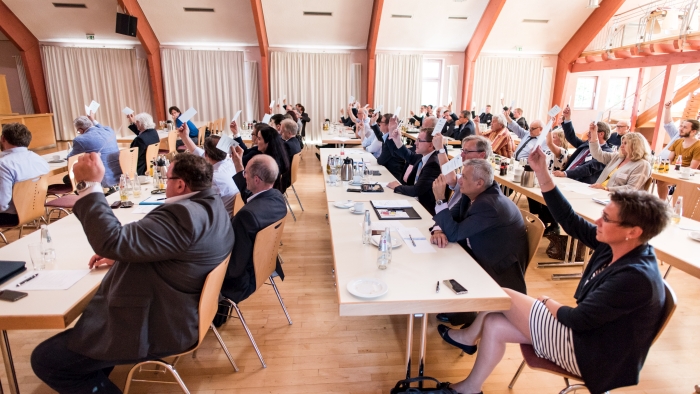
[522,19,549,23]
[448,16,468,20]
[183,7,215,12]
[52,3,87,8]
[303,11,333,16]
[391,14,412,18]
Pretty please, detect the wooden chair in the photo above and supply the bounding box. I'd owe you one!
[168,130,178,153]
[0,174,49,243]
[44,154,84,223]
[123,254,237,394]
[197,126,206,147]
[520,209,545,272]
[119,147,138,177]
[508,279,678,393]
[220,218,291,368]
[642,176,653,193]
[289,153,304,212]
[145,143,160,174]
[231,193,245,217]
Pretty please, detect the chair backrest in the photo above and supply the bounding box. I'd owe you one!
[252,218,286,290]
[231,193,245,217]
[119,147,137,177]
[66,153,85,191]
[14,174,49,225]
[642,176,653,192]
[520,209,545,271]
[652,279,677,345]
[687,187,700,221]
[291,152,301,185]
[198,126,206,146]
[196,254,231,344]
[145,143,159,172]
[167,130,177,153]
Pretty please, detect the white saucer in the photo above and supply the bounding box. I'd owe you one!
[349,208,366,214]
[48,159,65,163]
[689,231,700,242]
[349,181,364,186]
[333,200,354,209]
[347,278,388,299]
[370,235,402,248]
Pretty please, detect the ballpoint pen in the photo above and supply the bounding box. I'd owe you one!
[408,234,417,246]
[16,273,39,288]
[436,281,440,293]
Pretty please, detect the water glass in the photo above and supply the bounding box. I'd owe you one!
[28,243,46,271]
[132,176,142,199]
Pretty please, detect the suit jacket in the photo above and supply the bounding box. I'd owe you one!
[300,112,310,137]
[441,119,456,138]
[68,189,234,361]
[393,147,442,215]
[223,173,288,303]
[516,117,529,131]
[377,134,406,181]
[562,121,612,184]
[454,121,475,142]
[128,125,160,176]
[544,187,665,394]
[589,138,651,191]
[432,182,527,293]
[479,113,493,127]
[281,138,301,191]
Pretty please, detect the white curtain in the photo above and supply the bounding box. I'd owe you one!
[161,48,248,127]
[41,46,145,140]
[13,56,34,114]
[447,65,459,110]
[245,61,260,122]
[472,56,544,122]
[351,63,362,102]
[136,58,154,118]
[374,54,422,121]
[270,51,350,143]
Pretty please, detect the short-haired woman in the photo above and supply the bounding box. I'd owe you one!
[588,125,652,191]
[127,112,160,175]
[438,146,669,394]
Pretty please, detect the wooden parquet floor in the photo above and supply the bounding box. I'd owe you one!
[1,145,698,393]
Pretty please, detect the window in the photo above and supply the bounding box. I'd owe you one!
[574,77,598,110]
[605,77,629,110]
[422,59,442,107]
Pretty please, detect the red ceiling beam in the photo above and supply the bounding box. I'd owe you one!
[0,0,50,114]
[551,0,626,109]
[118,0,166,122]
[250,0,269,119]
[460,0,507,111]
[572,49,700,72]
[366,0,384,107]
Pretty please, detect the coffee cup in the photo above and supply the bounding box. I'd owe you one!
[680,167,691,179]
[353,175,362,184]
[354,202,364,212]
[52,154,59,161]
[329,174,338,183]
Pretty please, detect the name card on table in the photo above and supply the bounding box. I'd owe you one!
[216,135,239,153]
[441,155,463,175]
[433,118,447,136]
[179,107,197,124]
[548,105,561,118]
[261,114,272,124]
[122,107,134,115]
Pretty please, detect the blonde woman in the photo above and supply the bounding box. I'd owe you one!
[546,128,570,172]
[588,124,651,191]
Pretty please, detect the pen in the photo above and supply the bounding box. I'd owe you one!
[16,273,39,288]
[436,281,440,293]
[157,198,166,200]
[408,234,417,246]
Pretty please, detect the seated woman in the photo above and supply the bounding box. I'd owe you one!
[250,125,290,191]
[588,124,652,191]
[545,127,570,172]
[127,112,160,176]
[241,123,263,167]
[169,106,198,147]
[438,146,669,394]
[481,113,514,158]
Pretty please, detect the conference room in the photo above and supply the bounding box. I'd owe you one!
[0,0,699,393]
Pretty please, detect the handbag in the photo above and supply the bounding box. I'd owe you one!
[545,234,586,261]
[390,377,458,394]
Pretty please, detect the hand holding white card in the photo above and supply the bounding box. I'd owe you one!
[394,106,401,118]
[433,118,447,136]
[179,107,197,124]
[537,119,554,145]
[349,95,355,104]
[216,135,238,153]
[269,100,275,109]
[595,111,604,123]
[548,105,561,118]
[88,100,100,113]
[261,114,272,124]
[122,107,134,115]
[510,100,516,109]
[232,110,242,123]
[441,155,463,175]
[376,104,383,112]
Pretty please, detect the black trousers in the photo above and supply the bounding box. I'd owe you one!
[0,213,19,227]
[31,329,156,394]
[527,198,555,227]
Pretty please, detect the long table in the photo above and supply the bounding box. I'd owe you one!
[651,168,700,219]
[320,148,510,378]
[116,129,169,145]
[0,185,154,393]
[41,150,69,176]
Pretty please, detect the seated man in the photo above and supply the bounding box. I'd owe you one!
[607,119,630,148]
[68,113,122,188]
[431,159,528,294]
[222,150,287,306]
[31,152,234,393]
[127,112,160,175]
[280,119,301,191]
[376,113,406,181]
[178,124,239,213]
[657,101,700,200]
[386,123,442,215]
[504,109,547,162]
[453,110,475,142]
[0,123,50,226]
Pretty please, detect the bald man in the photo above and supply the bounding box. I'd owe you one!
[504,110,548,161]
[607,119,630,148]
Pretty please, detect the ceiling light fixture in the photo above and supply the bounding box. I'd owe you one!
[587,0,600,9]
[52,3,87,8]
[523,19,549,23]
[303,11,333,16]
[448,16,468,20]
[183,7,215,12]
[391,14,412,18]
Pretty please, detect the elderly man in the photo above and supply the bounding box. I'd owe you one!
[280,118,301,191]
[376,113,406,181]
[607,119,630,147]
[31,153,234,394]
[483,113,514,158]
[504,109,547,161]
[0,123,49,226]
[555,105,612,184]
[127,112,160,175]
[68,113,122,188]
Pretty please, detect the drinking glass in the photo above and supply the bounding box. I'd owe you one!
[28,243,46,271]
[119,175,129,202]
[132,175,142,199]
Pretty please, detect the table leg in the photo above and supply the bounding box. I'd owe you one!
[1,330,17,394]
[417,313,428,387]
[405,315,414,380]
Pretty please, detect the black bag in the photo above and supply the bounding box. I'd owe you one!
[390,377,458,394]
[545,234,586,261]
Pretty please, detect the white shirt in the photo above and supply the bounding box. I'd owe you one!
[0,147,50,214]
[192,147,239,212]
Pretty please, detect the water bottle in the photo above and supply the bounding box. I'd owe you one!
[362,210,372,244]
[376,227,392,270]
[671,197,683,225]
[40,225,56,269]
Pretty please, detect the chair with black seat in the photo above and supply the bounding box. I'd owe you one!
[44,154,83,223]
[0,174,49,244]
[123,254,237,393]
[220,218,291,368]
[507,279,678,393]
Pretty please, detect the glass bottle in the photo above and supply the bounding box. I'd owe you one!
[672,197,683,225]
[362,210,372,244]
[132,173,142,198]
[675,155,682,171]
[377,229,390,270]
[119,174,129,202]
[40,224,55,269]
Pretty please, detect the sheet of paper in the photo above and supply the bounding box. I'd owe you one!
[500,93,504,99]
[595,111,604,123]
[358,222,406,231]
[122,107,134,115]
[441,155,463,175]
[560,183,598,195]
[133,205,158,214]
[510,100,516,109]
[232,110,241,123]
[568,96,572,106]
[139,195,165,205]
[261,113,272,124]
[536,119,554,146]
[397,228,436,254]
[394,106,401,118]
[433,118,447,136]
[269,100,275,109]
[372,200,412,209]
[548,105,561,118]
[349,95,355,104]
[216,135,238,153]
[88,100,100,113]
[480,108,485,115]
[6,270,91,291]
[377,209,409,218]
[376,104,383,113]
[179,107,197,124]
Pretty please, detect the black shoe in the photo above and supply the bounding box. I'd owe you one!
[436,312,477,326]
[544,224,560,236]
[437,324,477,355]
[436,313,451,323]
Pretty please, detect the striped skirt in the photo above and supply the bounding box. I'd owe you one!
[529,300,581,376]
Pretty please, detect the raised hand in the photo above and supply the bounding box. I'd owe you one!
[562,105,571,121]
[432,174,447,200]
[73,152,105,183]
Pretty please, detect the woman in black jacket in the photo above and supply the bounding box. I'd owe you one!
[253,125,289,191]
[439,146,669,394]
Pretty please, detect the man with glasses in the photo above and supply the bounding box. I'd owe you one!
[454,110,476,142]
[607,120,630,147]
[504,109,547,161]
[377,113,407,181]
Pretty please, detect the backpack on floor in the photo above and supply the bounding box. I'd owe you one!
[390,377,459,394]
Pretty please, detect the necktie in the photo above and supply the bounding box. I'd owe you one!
[403,165,414,183]
[415,160,424,180]
[568,148,590,170]
[514,136,535,160]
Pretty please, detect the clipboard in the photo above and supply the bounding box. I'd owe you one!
[370,201,421,220]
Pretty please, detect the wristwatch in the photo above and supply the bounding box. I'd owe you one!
[436,199,446,206]
[438,148,446,154]
[75,181,100,193]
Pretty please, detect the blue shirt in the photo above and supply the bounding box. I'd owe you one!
[660,122,681,160]
[68,123,122,187]
[0,147,49,214]
[508,120,547,160]
[176,118,199,138]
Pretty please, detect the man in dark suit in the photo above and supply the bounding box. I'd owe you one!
[376,113,406,181]
[440,110,457,138]
[222,151,287,306]
[31,153,234,393]
[453,110,475,142]
[296,103,310,138]
[127,112,160,175]
[386,126,442,215]
[479,105,493,127]
[512,108,529,131]
[280,119,301,191]
[431,159,528,294]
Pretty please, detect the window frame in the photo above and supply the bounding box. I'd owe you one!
[605,77,630,110]
[573,76,598,110]
[422,58,443,108]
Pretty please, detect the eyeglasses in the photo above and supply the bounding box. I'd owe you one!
[461,149,484,154]
[417,139,429,143]
[615,125,628,128]
[600,210,626,225]
[163,176,180,181]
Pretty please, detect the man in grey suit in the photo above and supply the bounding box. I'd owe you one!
[31,153,234,394]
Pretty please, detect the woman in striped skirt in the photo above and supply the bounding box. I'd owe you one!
[439,146,670,394]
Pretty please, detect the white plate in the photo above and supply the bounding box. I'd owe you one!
[370,234,402,248]
[333,200,354,209]
[349,181,364,186]
[349,208,366,215]
[48,159,65,164]
[689,231,700,242]
[346,278,388,299]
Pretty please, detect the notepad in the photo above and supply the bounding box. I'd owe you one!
[371,200,412,209]
[139,196,165,205]
[5,270,91,291]
[397,228,436,254]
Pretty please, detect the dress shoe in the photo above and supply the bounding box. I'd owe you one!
[437,324,477,355]
[436,312,477,326]
[543,224,560,236]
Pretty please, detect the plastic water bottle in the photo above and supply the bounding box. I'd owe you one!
[40,225,56,268]
[376,227,392,269]
[672,197,683,225]
[362,210,372,244]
